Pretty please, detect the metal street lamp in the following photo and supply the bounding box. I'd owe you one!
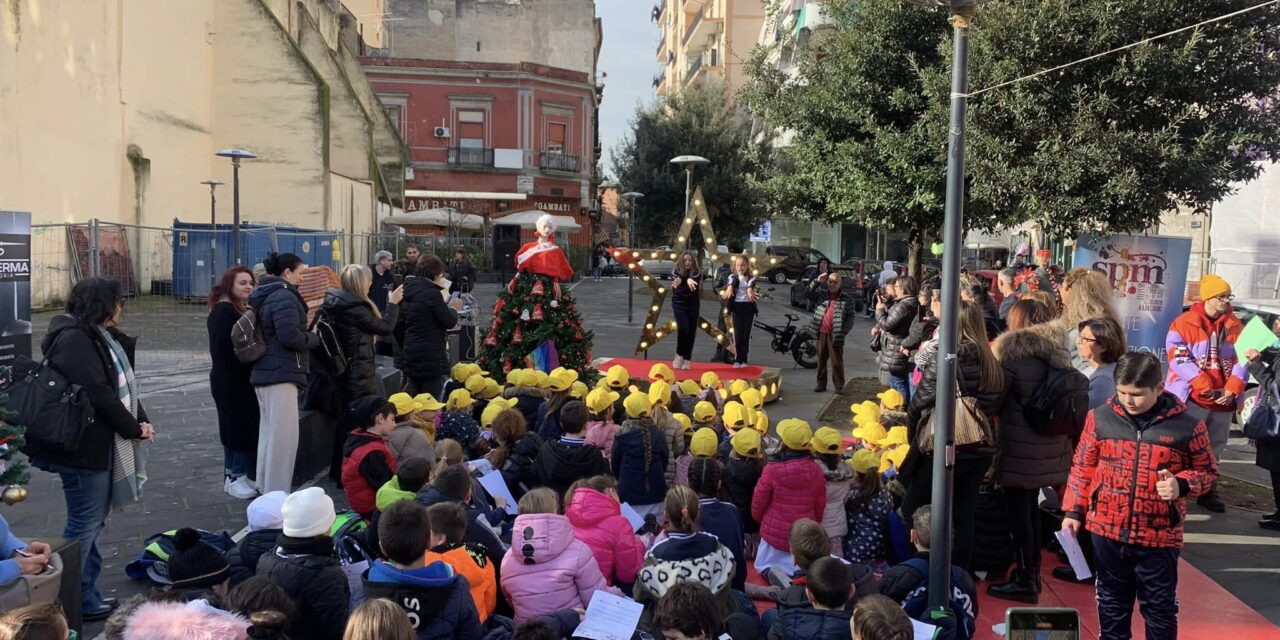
[621,192,645,323]
[214,148,258,264]
[200,179,225,287]
[669,155,710,224]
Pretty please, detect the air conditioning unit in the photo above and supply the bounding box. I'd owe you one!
[434,126,451,138]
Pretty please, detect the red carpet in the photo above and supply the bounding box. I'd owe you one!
[596,357,766,382]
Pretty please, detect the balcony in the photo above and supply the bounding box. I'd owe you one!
[656,38,666,61]
[682,7,721,48]
[539,152,580,173]
[447,147,494,168]
[685,53,704,82]
[681,0,706,14]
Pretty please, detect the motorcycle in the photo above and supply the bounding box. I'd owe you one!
[754,312,818,369]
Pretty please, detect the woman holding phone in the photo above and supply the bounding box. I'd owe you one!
[721,255,758,368]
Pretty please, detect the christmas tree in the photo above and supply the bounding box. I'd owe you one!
[478,271,595,381]
[0,377,30,505]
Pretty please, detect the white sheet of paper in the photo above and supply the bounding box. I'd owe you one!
[619,502,645,532]
[575,591,644,640]
[477,470,518,515]
[1055,529,1093,581]
[465,458,495,475]
[912,618,938,640]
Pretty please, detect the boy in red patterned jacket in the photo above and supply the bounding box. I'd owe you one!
[1061,352,1219,640]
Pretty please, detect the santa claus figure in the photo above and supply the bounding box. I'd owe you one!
[515,214,575,282]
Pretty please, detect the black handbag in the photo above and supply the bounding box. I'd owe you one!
[1244,381,1280,442]
[2,332,94,452]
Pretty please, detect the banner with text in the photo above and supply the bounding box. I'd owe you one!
[1074,234,1191,361]
[0,212,32,364]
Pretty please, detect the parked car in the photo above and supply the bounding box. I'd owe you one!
[638,245,730,278]
[789,264,859,312]
[762,246,831,285]
[1222,298,1280,425]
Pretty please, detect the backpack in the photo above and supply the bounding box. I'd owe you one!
[331,510,375,610]
[309,309,349,378]
[899,558,976,640]
[1025,366,1090,437]
[231,304,267,363]
[124,529,236,586]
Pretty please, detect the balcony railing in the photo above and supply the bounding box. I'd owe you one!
[683,9,704,45]
[539,152,580,173]
[447,147,494,168]
[686,53,704,81]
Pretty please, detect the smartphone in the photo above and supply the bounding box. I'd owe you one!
[1005,608,1081,640]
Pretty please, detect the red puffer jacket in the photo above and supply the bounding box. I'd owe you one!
[751,451,826,551]
[1062,394,1219,549]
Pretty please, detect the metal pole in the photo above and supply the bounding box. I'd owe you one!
[232,158,242,265]
[928,5,972,614]
[210,186,218,286]
[87,218,101,278]
[627,201,636,323]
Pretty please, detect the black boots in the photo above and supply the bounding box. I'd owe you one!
[988,567,1043,604]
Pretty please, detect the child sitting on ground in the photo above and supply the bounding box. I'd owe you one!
[425,501,498,623]
[724,428,764,558]
[504,369,550,428]
[635,486,741,627]
[771,557,855,640]
[772,519,879,621]
[256,487,350,640]
[812,427,854,555]
[534,369,576,440]
[612,392,670,522]
[415,464,506,571]
[439,390,483,459]
[535,400,611,497]
[753,419,826,576]
[687,457,747,593]
[341,396,399,518]
[488,409,544,500]
[584,388,621,461]
[227,491,287,585]
[564,475,646,588]
[387,393,439,466]
[500,488,614,623]
[412,393,444,442]
[671,416,697,486]
[363,501,482,640]
[878,505,978,640]
[366,456,432,559]
[843,450,894,566]
[648,381,688,486]
[651,582,759,640]
[850,595,913,640]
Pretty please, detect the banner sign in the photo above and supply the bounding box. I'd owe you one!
[1074,234,1192,362]
[0,212,31,364]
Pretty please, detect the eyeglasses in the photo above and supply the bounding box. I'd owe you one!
[1077,335,1097,344]
[1213,293,1235,302]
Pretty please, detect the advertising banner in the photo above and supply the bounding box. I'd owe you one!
[0,212,32,364]
[1074,234,1192,361]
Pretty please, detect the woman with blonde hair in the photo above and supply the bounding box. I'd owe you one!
[721,254,759,368]
[1055,269,1120,370]
[343,598,414,640]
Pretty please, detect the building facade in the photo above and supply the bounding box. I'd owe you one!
[652,0,766,98]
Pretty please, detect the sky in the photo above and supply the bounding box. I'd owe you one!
[596,0,661,183]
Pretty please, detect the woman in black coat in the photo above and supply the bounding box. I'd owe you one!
[874,275,919,400]
[207,266,260,500]
[23,277,155,621]
[671,250,702,371]
[1244,338,1280,530]
[400,254,460,397]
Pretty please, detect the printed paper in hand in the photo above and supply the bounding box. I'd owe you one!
[911,618,938,640]
[619,502,645,532]
[1055,529,1093,581]
[477,470,518,515]
[1234,316,1279,359]
[575,591,644,640]
[465,458,495,475]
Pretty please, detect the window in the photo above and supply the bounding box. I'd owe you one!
[547,123,567,154]
[458,110,486,149]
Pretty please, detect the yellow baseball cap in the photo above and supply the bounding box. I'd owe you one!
[570,381,589,399]
[530,370,550,389]
[851,400,880,419]
[690,427,718,457]
[883,445,909,471]
[752,409,769,434]
[722,401,749,431]
[550,367,580,385]
[877,388,905,410]
[446,389,475,410]
[481,397,517,428]
[451,362,486,382]
[693,401,717,424]
[878,426,909,448]
[648,381,672,407]
[482,380,503,399]
[388,393,419,416]
[777,418,813,451]
[414,393,445,412]
[606,365,630,389]
[506,369,528,387]
[731,428,763,459]
[700,371,721,389]
[586,388,620,414]
[678,380,701,398]
[674,413,692,434]
[811,427,843,455]
[850,448,879,474]
[548,370,575,392]
[464,373,488,395]
[648,363,676,383]
[741,388,764,412]
[624,391,652,419]
[729,379,749,397]
[851,422,888,445]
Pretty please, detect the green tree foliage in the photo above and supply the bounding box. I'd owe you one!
[0,384,29,489]
[477,272,594,382]
[611,82,771,250]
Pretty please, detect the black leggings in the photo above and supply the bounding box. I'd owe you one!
[674,304,699,360]
[1004,486,1043,571]
[731,302,756,365]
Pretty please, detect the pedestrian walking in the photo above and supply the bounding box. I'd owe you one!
[207,265,260,500]
[808,272,855,392]
[671,250,702,370]
[722,255,758,369]
[400,254,462,397]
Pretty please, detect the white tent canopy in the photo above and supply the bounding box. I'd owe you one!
[383,208,484,230]
[493,210,582,231]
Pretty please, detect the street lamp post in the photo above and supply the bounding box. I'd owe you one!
[621,192,645,323]
[669,155,710,228]
[200,179,225,286]
[215,148,258,265]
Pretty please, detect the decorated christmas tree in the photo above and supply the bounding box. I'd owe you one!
[477,215,594,381]
[0,379,30,506]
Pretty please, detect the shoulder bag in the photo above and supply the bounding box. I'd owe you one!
[917,378,994,454]
[2,331,95,453]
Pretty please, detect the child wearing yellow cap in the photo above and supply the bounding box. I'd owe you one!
[753,418,827,575]
[533,369,577,440]
[613,391,669,520]
[842,448,894,565]
[670,414,697,487]
[646,381,688,487]
[724,428,764,557]
[503,369,550,429]
[438,389,483,458]
[811,426,854,555]
[583,388,621,462]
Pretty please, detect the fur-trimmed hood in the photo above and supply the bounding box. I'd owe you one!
[822,460,855,482]
[123,600,249,640]
[993,322,1072,370]
[503,386,549,400]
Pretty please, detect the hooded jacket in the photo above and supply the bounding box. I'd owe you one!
[1062,395,1219,549]
[819,462,855,539]
[500,513,611,623]
[584,419,618,461]
[534,438,611,498]
[723,456,762,534]
[399,276,458,383]
[498,432,545,498]
[226,527,282,586]
[321,288,399,399]
[415,486,507,572]
[122,600,249,640]
[255,534,350,640]
[768,607,853,640]
[388,421,436,467]
[752,451,826,551]
[363,560,482,640]
[564,488,645,586]
[634,532,737,619]
[248,277,319,388]
[697,498,746,592]
[611,419,670,506]
[1165,302,1247,412]
[341,429,397,517]
[375,476,418,511]
[991,323,1075,489]
[875,296,920,376]
[425,543,497,623]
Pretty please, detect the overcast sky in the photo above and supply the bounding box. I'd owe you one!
[597,1,660,182]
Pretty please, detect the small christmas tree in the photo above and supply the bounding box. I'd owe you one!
[0,378,30,505]
[478,271,594,381]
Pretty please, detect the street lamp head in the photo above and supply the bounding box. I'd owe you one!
[200,179,226,187]
[670,155,710,167]
[621,192,645,200]
[215,148,258,160]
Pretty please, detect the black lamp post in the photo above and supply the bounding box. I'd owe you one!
[621,192,645,323]
[214,148,258,264]
[200,179,224,285]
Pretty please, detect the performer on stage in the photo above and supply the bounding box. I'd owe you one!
[722,255,759,369]
[671,250,701,370]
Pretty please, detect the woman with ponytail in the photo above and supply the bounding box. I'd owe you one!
[635,486,739,625]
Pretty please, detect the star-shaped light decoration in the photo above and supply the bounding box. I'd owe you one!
[610,187,784,355]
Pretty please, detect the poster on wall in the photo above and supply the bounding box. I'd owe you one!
[1074,234,1192,361]
[0,212,32,364]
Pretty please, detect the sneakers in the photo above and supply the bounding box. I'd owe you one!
[764,566,793,589]
[1197,492,1226,513]
[1261,519,1280,531]
[680,359,692,370]
[733,362,747,369]
[225,475,259,500]
[673,356,685,369]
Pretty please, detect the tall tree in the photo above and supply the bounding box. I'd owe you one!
[611,82,771,249]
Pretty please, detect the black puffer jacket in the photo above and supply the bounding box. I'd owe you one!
[255,535,350,640]
[534,438,611,498]
[226,528,282,585]
[321,288,399,399]
[991,323,1075,489]
[399,276,457,383]
[904,340,1005,476]
[723,457,762,534]
[498,432,545,498]
[248,277,319,387]
[767,607,853,640]
[875,296,919,376]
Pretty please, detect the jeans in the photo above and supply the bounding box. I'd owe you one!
[593,266,603,281]
[1004,486,1042,572]
[223,446,254,479]
[1093,535,1180,640]
[731,302,756,365]
[885,371,911,404]
[673,304,699,360]
[900,454,991,572]
[52,465,112,610]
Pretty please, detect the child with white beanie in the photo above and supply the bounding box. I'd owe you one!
[226,491,287,585]
[255,487,350,640]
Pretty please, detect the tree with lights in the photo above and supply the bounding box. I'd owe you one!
[0,383,29,505]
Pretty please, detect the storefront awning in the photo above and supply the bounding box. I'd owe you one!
[383,208,485,230]
[494,210,582,231]
[404,190,528,201]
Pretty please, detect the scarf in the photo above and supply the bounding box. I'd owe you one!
[96,326,146,510]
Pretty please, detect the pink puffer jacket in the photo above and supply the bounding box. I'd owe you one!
[565,488,645,586]
[124,600,249,640]
[751,453,826,551]
[585,420,617,461]
[501,512,615,622]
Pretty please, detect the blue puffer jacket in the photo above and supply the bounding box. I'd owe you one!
[363,560,482,640]
[610,418,669,506]
[249,277,319,387]
[768,607,854,640]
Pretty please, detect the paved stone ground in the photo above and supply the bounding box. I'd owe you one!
[7,275,1279,633]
